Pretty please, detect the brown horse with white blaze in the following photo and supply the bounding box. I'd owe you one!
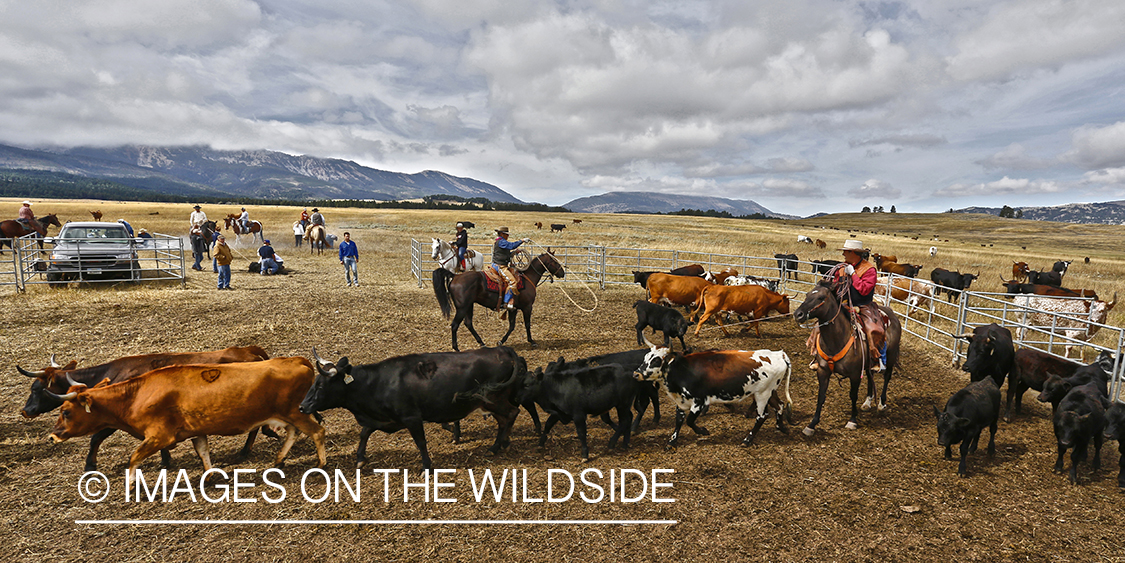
[433,250,566,350]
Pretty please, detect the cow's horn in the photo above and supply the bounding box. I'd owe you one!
[65,373,81,389]
[49,354,60,368]
[641,334,658,350]
[999,274,1010,283]
[1110,292,1117,307]
[43,389,78,402]
[17,365,45,378]
[311,347,330,366]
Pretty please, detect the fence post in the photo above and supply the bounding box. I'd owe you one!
[599,246,606,289]
[13,238,25,292]
[1113,330,1125,402]
[952,290,969,366]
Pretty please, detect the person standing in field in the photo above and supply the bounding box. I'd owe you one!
[339,232,359,287]
[293,221,304,247]
[214,234,233,289]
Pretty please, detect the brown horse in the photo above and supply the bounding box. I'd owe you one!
[0,214,62,252]
[433,250,565,351]
[223,215,264,243]
[793,280,902,435]
[304,224,327,255]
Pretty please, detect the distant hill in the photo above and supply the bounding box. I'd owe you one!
[563,191,789,218]
[957,201,1125,225]
[0,143,522,203]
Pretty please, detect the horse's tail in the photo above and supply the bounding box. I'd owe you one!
[433,268,454,318]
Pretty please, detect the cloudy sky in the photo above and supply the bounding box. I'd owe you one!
[1,0,1124,215]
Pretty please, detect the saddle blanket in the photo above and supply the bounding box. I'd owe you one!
[483,268,524,293]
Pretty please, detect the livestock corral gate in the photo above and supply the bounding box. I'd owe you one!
[412,238,1125,404]
[0,233,186,292]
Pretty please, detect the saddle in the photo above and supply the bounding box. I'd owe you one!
[851,304,889,370]
[482,267,524,302]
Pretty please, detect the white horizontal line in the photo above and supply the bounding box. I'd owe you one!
[76,519,678,526]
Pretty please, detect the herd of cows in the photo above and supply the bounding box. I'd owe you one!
[11,242,1124,492]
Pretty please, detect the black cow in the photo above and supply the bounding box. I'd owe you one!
[1052,260,1071,275]
[1036,354,1113,412]
[300,347,524,470]
[632,271,658,289]
[1027,270,1062,287]
[954,323,1014,389]
[930,268,978,302]
[1000,281,1091,298]
[459,221,475,228]
[634,300,690,352]
[933,377,1000,477]
[550,223,566,233]
[1006,348,1081,421]
[1103,403,1125,489]
[524,349,660,435]
[774,253,798,280]
[518,359,635,461]
[1053,381,1109,484]
[810,259,841,276]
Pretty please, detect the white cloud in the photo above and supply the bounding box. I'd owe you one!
[848,178,901,198]
[934,176,1066,197]
[849,133,946,148]
[1082,167,1125,185]
[1063,121,1125,169]
[976,143,1055,170]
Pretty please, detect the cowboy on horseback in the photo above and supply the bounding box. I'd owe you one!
[238,207,251,233]
[455,222,469,272]
[17,200,34,228]
[491,226,529,310]
[833,239,887,372]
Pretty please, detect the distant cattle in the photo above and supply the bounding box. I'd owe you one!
[930,268,978,302]
[872,254,898,269]
[550,223,566,233]
[933,378,1000,477]
[572,219,582,224]
[1084,257,1091,264]
[1012,262,1030,283]
[875,276,935,317]
[815,239,827,249]
[1027,270,1063,287]
[797,235,812,244]
[691,284,791,337]
[459,221,475,228]
[535,222,543,230]
[1052,260,1071,275]
[999,280,1098,300]
[774,253,798,280]
[810,259,841,276]
[929,246,937,257]
[1013,293,1118,360]
[633,300,691,351]
[881,262,923,278]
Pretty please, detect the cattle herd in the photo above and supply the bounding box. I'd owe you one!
[12,247,1124,493]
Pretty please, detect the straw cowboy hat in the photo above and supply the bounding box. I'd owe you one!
[838,239,865,251]
[494,226,510,234]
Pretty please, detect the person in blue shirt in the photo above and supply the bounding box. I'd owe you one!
[338,232,359,287]
[491,226,529,310]
[257,240,280,275]
[117,219,134,237]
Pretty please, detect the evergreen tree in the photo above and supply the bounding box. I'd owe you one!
[890,205,896,213]
[861,206,871,213]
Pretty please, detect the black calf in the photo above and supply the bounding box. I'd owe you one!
[633,300,690,352]
[1053,382,1109,484]
[933,378,1000,477]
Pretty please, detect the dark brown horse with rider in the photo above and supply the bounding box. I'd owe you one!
[0,214,62,252]
[433,250,565,350]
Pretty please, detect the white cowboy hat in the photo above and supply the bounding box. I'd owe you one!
[22,200,31,205]
[838,239,864,251]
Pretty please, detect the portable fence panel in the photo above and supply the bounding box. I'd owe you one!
[0,239,19,292]
[17,233,185,288]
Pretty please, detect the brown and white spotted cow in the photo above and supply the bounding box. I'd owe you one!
[1014,293,1118,360]
[634,338,792,448]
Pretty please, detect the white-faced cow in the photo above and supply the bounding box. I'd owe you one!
[1014,293,1117,360]
[634,338,792,448]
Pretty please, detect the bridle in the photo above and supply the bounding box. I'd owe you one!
[432,239,457,268]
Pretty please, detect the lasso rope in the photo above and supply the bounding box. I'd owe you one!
[522,240,599,313]
[695,311,794,333]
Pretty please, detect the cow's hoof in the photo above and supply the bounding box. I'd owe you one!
[845,421,858,430]
[802,427,816,436]
[861,398,874,411]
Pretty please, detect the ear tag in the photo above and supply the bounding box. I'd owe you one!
[344,373,354,384]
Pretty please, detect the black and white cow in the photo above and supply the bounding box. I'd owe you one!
[634,338,792,448]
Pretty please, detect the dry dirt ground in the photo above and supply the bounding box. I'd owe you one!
[1,204,1124,562]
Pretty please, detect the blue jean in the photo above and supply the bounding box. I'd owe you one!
[343,257,358,284]
[260,258,279,275]
[217,264,230,288]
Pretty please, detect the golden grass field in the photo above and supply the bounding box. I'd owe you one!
[2,197,1125,562]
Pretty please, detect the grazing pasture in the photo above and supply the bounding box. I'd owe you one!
[2,198,1125,561]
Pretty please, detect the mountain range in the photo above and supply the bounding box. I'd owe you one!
[957,201,1125,225]
[0,143,522,203]
[563,191,786,217]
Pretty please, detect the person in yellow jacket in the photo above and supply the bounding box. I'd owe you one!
[214,234,234,289]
